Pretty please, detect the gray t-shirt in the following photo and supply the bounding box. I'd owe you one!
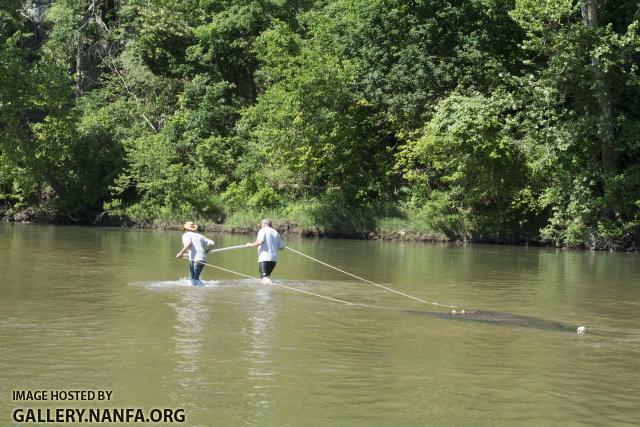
[256,227,285,262]
[182,231,214,262]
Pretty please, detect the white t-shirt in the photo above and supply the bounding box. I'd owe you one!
[256,227,285,262]
[182,231,214,261]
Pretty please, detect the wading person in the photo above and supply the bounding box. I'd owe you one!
[246,219,285,283]
[176,222,215,286]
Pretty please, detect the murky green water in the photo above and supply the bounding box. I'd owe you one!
[1,224,639,426]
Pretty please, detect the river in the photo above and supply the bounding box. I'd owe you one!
[1,224,639,426]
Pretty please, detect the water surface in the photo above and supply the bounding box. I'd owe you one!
[1,224,639,426]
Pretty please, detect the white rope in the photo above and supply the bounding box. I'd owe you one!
[183,258,356,306]
[286,246,457,308]
[182,243,459,310]
[207,244,249,254]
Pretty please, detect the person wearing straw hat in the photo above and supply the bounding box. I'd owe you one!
[176,221,215,286]
[246,219,285,283]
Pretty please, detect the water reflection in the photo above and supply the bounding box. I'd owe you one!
[167,283,279,425]
[172,291,209,376]
[168,288,210,426]
[243,286,277,425]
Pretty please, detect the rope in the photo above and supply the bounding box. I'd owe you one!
[183,257,357,306]
[207,244,250,254]
[285,246,457,309]
[181,244,459,310]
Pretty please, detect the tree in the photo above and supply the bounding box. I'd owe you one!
[511,0,640,247]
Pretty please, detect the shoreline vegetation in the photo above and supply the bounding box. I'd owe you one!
[2,206,452,241]
[5,206,636,251]
[0,212,521,244]
[2,1,640,251]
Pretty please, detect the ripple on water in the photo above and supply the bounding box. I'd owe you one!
[129,278,264,290]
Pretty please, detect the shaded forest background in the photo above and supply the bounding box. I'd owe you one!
[1,0,639,249]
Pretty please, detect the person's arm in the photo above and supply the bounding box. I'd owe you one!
[246,238,263,247]
[176,240,191,258]
[278,235,285,250]
[246,229,264,247]
[205,238,215,252]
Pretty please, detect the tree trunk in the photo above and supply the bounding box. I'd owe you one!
[76,39,84,96]
[75,1,92,97]
[76,0,110,96]
[579,0,616,176]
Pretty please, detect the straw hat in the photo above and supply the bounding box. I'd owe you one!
[182,221,198,231]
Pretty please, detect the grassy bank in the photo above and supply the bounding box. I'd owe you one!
[4,202,637,250]
[215,209,449,242]
[1,202,448,242]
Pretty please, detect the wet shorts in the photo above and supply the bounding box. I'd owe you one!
[258,261,277,278]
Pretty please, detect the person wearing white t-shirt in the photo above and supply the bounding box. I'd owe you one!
[175,221,215,286]
[246,219,285,283]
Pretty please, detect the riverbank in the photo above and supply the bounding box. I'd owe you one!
[3,205,636,250]
[0,207,541,246]
[0,203,464,242]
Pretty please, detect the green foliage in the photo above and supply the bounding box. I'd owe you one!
[0,0,31,146]
[509,0,640,248]
[135,0,202,77]
[240,17,394,203]
[308,0,525,131]
[397,92,531,239]
[1,0,640,248]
